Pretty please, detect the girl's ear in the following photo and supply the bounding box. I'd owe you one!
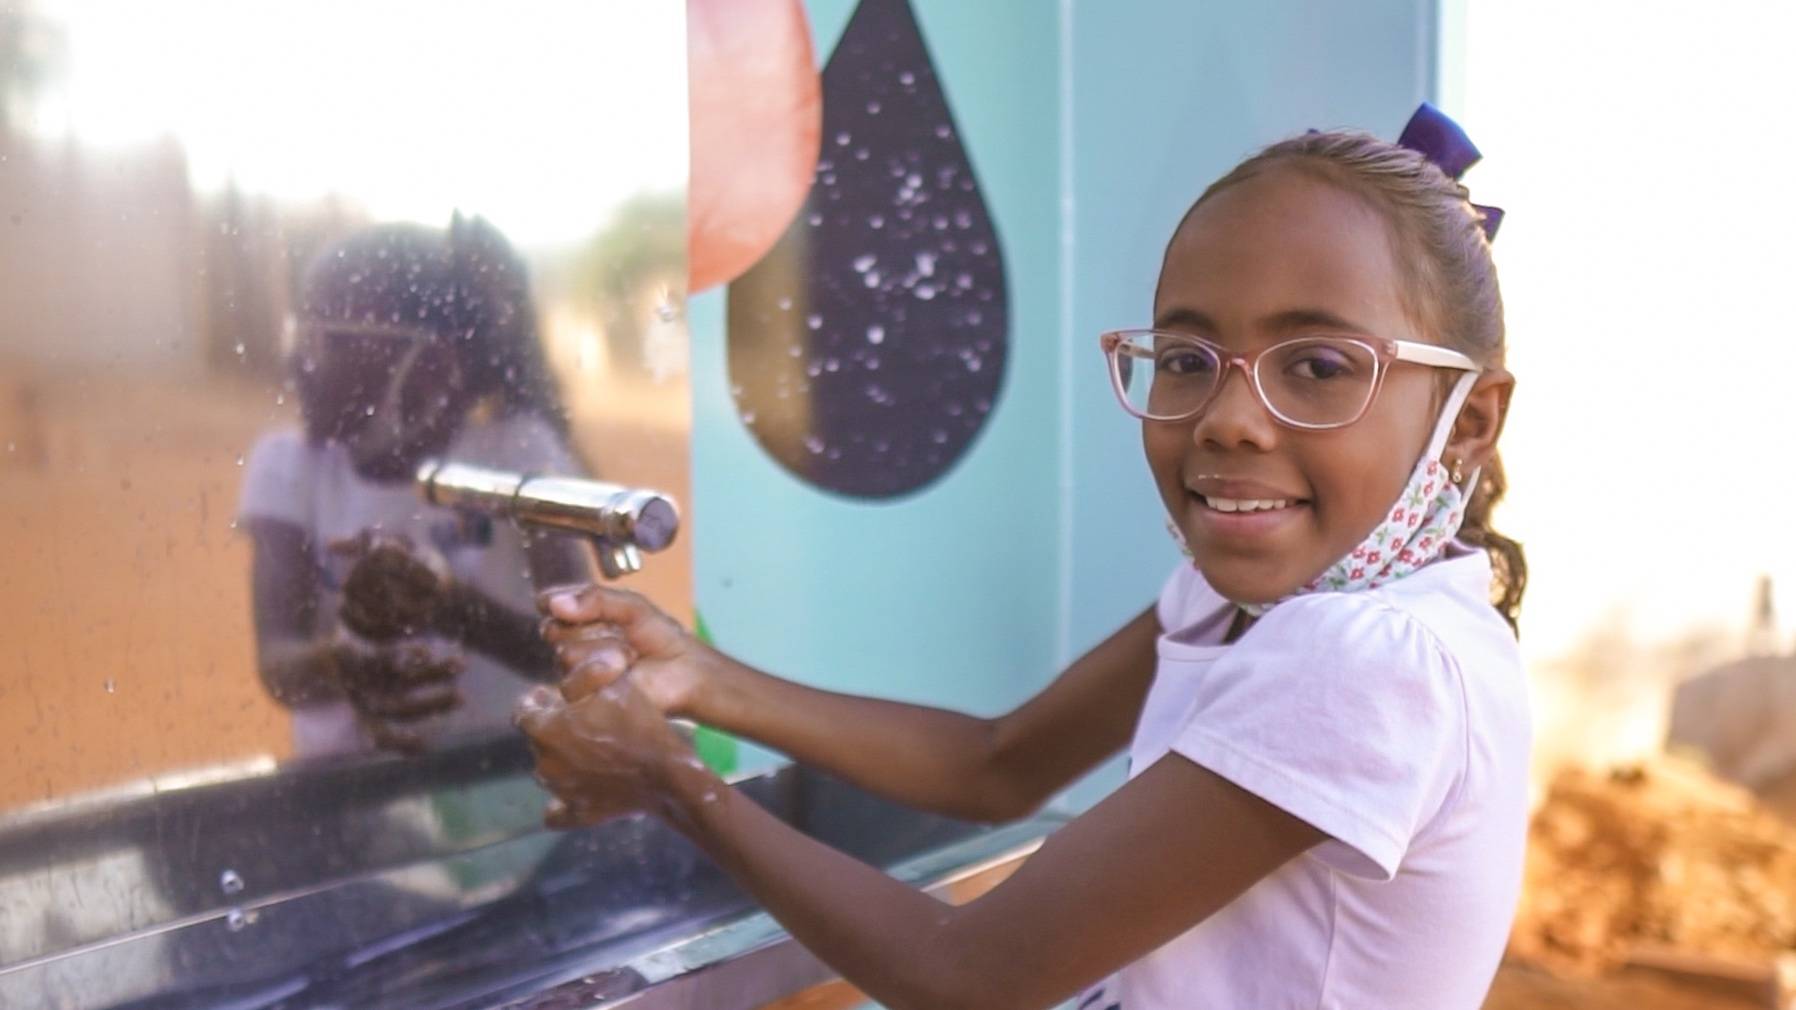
[1446,368,1514,472]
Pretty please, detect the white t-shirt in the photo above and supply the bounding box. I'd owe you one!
[238,414,578,757]
[1082,545,1530,1010]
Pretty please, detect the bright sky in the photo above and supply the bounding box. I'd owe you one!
[1450,0,1796,665]
[25,0,689,250]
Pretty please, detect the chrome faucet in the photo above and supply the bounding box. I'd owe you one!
[415,459,680,579]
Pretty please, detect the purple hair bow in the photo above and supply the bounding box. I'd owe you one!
[1397,102,1503,239]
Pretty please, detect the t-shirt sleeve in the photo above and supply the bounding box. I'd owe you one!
[236,430,311,528]
[1168,593,1467,881]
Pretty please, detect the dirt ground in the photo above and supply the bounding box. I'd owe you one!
[1484,959,1774,1010]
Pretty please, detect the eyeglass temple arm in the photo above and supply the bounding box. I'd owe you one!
[1392,340,1480,371]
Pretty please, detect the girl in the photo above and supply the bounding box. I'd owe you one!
[241,215,592,756]
[516,105,1529,1010]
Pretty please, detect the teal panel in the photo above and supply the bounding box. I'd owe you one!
[690,0,1063,776]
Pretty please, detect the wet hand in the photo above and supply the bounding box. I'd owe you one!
[513,677,699,829]
[332,531,451,641]
[537,584,711,718]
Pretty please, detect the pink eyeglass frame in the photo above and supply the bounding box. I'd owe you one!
[1099,328,1479,430]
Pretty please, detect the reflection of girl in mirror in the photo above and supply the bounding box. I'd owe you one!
[239,215,593,756]
[518,107,1531,1010]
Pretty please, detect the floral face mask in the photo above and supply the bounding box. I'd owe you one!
[1168,371,1480,615]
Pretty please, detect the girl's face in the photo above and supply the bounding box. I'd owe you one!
[297,325,469,481]
[1148,168,1451,605]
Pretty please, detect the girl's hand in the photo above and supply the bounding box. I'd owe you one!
[513,678,702,829]
[333,531,452,641]
[536,585,714,719]
[328,636,464,754]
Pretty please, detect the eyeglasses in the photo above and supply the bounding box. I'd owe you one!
[1100,329,1479,430]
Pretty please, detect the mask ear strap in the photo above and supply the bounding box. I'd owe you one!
[1426,370,1480,464]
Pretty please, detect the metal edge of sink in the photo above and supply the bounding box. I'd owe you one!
[0,755,1068,1010]
[491,814,1064,1010]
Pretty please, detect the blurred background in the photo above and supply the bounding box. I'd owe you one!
[1,1,1794,1008]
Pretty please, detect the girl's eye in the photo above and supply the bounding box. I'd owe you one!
[1285,348,1356,381]
[1157,348,1215,376]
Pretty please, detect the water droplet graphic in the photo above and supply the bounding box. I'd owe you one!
[725,0,1009,498]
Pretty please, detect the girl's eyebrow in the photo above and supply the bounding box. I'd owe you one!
[1152,306,1214,332]
[1262,307,1374,335]
[1152,306,1375,336]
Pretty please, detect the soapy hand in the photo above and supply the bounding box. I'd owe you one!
[536,584,713,721]
[513,673,700,830]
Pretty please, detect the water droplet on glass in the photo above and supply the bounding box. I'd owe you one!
[275,393,286,406]
[103,679,116,694]
[224,908,257,932]
[808,212,824,226]
[233,342,246,356]
[915,252,937,276]
[364,405,376,416]
[866,325,885,345]
[804,435,825,455]
[915,285,937,300]
[220,869,244,895]
[899,70,916,86]
[836,131,852,146]
[234,454,245,467]
[866,100,882,115]
[868,214,885,229]
[806,314,823,330]
[777,296,793,311]
[853,254,877,273]
[863,271,882,289]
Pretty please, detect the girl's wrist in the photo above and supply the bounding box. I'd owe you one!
[651,750,728,836]
[676,644,741,724]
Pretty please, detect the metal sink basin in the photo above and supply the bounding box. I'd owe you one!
[0,738,1063,1009]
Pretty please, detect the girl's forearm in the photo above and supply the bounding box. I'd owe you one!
[690,654,1031,822]
[257,639,346,707]
[439,583,557,673]
[657,758,985,1010]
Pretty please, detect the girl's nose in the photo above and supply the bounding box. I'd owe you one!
[1191,365,1278,451]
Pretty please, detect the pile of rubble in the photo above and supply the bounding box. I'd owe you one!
[1509,756,1796,975]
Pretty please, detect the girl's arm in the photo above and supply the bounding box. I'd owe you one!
[518,680,1325,1010]
[247,519,343,706]
[545,587,1160,823]
[434,531,593,673]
